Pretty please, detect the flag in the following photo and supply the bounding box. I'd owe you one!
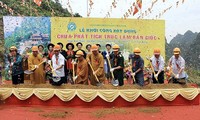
[34,0,42,6]
[133,0,142,15]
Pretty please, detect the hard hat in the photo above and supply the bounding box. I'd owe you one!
[112,44,120,49]
[112,44,120,51]
[133,47,141,55]
[154,48,160,55]
[32,46,38,52]
[75,50,84,57]
[10,46,17,51]
[91,45,98,51]
[53,45,61,51]
[173,47,180,55]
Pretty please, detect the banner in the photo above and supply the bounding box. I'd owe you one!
[51,17,165,61]
[3,16,165,62]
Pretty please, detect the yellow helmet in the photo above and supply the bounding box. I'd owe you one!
[173,47,180,55]
[112,44,120,49]
[10,46,17,51]
[112,44,120,51]
[75,50,84,57]
[133,47,141,55]
[154,48,160,55]
[91,45,98,51]
[32,46,39,52]
[53,45,61,51]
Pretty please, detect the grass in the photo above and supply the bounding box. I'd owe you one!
[39,111,71,118]
[186,68,200,85]
[29,108,44,113]
[92,108,128,118]
[138,107,161,113]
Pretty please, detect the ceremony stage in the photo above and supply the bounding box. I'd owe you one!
[0,84,199,107]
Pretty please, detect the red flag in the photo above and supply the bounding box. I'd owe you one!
[133,0,142,15]
[34,0,42,6]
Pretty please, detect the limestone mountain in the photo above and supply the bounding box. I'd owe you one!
[167,30,199,69]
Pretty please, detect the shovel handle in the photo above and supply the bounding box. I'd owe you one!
[72,60,75,82]
[30,59,46,70]
[38,60,46,66]
[88,62,100,82]
[106,56,115,79]
[128,64,135,82]
[48,62,57,76]
[148,60,158,82]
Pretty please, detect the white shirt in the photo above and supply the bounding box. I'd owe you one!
[169,55,186,78]
[150,55,165,71]
[52,53,65,77]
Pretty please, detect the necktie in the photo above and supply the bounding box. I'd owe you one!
[56,56,59,65]
[13,57,16,62]
[176,60,180,70]
[156,60,159,69]
[133,61,136,67]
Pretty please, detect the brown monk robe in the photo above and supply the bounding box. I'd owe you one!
[74,50,89,84]
[87,45,105,86]
[22,48,31,80]
[28,46,45,84]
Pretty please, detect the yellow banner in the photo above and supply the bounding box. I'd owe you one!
[51,17,165,62]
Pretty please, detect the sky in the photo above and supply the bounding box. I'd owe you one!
[57,0,200,43]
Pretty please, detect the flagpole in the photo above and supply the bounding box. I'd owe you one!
[87,0,88,17]
[30,0,32,16]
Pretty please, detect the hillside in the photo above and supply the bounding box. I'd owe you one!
[185,33,200,70]
[166,30,198,64]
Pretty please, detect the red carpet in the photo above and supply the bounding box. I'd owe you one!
[0,105,200,120]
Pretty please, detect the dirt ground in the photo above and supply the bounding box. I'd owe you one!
[0,79,196,89]
[0,105,199,120]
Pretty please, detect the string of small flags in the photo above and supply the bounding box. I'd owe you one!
[87,0,94,17]
[105,0,117,18]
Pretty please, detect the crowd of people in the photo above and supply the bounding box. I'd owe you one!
[6,42,187,86]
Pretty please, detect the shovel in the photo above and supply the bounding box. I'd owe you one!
[146,57,159,83]
[24,59,46,75]
[128,63,136,84]
[47,60,62,82]
[72,59,76,83]
[106,56,119,86]
[88,62,103,86]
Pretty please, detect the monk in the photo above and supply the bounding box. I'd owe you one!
[28,46,45,84]
[87,45,105,86]
[73,50,88,85]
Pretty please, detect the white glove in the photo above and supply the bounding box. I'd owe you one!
[48,60,51,65]
[43,58,47,63]
[93,71,96,75]
[73,76,78,80]
[154,73,158,78]
[106,54,109,58]
[176,74,179,79]
[128,62,131,66]
[110,68,115,72]
[166,66,170,71]
[35,65,39,69]
[71,60,77,64]
[131,72,135,77]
